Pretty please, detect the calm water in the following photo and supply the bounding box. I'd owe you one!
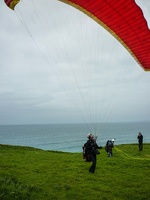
[0,122,149,152]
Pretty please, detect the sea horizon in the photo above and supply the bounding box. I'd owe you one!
[0,121,149,152]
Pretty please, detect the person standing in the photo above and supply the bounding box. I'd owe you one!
[137,132,143,151]
[84,134,102,173]
[105,139,115,157]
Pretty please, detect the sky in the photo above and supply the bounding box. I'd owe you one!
[0,0,150,125]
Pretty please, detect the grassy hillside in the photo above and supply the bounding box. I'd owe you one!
[0,144,150,200]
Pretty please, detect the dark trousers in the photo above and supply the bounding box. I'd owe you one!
[139,143,143,151]
[89,154,96,173]
[108,148,113,157]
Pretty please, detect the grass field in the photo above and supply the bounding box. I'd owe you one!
[0,143,150,200]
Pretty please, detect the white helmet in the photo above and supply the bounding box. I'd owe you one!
[87,133,93,138]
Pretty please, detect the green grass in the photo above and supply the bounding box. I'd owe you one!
[0,144,150,200]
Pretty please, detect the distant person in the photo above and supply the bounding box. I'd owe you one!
[105,139,115,157]
[137,132,143,151]
[83,134,102,173]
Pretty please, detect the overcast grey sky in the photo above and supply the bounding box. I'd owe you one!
[0,0,150,125]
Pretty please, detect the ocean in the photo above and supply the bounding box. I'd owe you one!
[0,122,149,152]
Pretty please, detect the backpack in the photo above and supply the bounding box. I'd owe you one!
[82,143,91,162]
[105,140,113,152]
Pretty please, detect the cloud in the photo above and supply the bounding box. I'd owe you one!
[0,0,150,125]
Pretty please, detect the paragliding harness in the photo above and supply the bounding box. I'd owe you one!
[105,140,114,157]
[82,141,100,162]
[82,143,91,162]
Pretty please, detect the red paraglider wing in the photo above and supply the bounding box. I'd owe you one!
[4,0,150,70]
[4,0,20,10]
[59,0,150,71]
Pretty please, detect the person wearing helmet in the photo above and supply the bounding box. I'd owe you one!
[105,139,115,157]
[84,133,102,173]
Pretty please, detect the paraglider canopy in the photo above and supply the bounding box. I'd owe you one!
[4,0,150,70]
[4,0,20,10]
[59,0,150,71]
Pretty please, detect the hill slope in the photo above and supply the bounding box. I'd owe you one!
[0,144,150,200]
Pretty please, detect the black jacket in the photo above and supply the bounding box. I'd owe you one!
[85,139,101,155]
